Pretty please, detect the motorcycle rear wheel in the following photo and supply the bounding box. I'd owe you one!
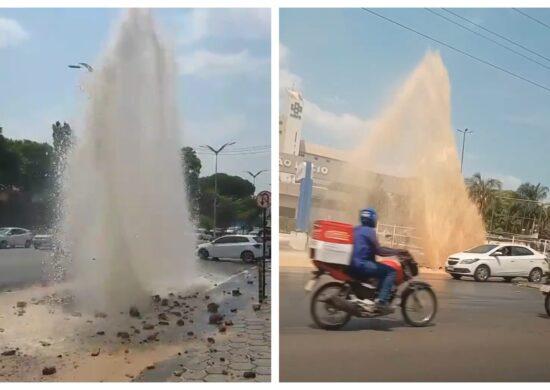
[401,286,437,327]
[310,282,352,330]
[545,294,550,317]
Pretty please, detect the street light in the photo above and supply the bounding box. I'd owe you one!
[457,128,473,173]
[68,63,93,72]
[245,169,269,193]
[200,142,236,238]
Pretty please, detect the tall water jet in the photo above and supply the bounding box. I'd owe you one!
[320,51,485,268]
[59,9,196,312]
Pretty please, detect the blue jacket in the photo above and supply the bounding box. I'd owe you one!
[349,225,402,270]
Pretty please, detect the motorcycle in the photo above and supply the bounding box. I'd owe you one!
[541,271,550,316]
[306,253,437,330]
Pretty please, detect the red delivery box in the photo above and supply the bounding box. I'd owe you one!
[309,220,354,265]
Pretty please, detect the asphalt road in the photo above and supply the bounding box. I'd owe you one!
[0,248,258,290]
[280,269,550,382]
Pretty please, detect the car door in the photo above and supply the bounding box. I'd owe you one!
[210,236,232,258]
[492,246,517,275]
[511,246,536,276]
[231,236,251,258]
[10,229,22,246]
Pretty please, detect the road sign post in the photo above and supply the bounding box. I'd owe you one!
[256,191,271,303]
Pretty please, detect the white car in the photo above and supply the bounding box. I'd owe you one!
[197,235,264,263]
[32,233,55,249]
[445,243,549,282]
[0,227,33,249]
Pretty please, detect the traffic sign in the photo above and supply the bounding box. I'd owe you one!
[256,191,271,209]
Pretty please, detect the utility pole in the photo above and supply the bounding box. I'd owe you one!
[457,128,473,173]
[245,169,269,194]
[201,142,235,238]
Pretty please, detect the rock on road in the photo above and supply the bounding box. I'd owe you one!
[280,269,550,382]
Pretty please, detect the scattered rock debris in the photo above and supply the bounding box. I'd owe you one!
[42,366,56,376]
[129,306,141,318]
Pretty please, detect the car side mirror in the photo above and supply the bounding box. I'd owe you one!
[492,251,503,257]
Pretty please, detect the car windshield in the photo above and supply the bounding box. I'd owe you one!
[464,244,499,254]
[0,228,9,235]
[253,237,263,243]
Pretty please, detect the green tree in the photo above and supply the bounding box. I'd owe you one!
[199,173,254,199]
[7,140,54,196]
[516,182,549,202]
[466,173,502,219]
[515,182,549,235]
[0,127,22,186]
[197,174,259,229]
[181,146,202,214]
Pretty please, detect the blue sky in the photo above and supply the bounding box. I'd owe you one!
[0,8,271,191]
[280,8,550,191]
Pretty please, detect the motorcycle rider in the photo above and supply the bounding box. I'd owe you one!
[348,207,406,313]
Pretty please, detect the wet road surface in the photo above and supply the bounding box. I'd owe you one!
[280,269,550,382]
[0,248,254,290]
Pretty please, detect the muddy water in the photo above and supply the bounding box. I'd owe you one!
[320,52,485,267]
[58,9,196,313]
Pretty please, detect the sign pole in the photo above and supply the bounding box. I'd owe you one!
[255,190,271,304]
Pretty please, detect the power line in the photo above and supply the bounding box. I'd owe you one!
[513,8,550,31]
[425,8,550,72]
[442,8,550,64]
[361,8,550,94]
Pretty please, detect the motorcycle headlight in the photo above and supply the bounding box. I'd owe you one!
[461,258,479,264]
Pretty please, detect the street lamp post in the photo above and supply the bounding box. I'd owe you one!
[245,169,269,194]
[457,128,473,173]
[201,142,235,238]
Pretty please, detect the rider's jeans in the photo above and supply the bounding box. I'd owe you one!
[351,261,396,303]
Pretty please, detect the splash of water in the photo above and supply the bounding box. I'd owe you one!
[59,9,196,311]
[321,51,485,268]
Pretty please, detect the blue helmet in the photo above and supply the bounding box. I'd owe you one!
[360,208,377,227]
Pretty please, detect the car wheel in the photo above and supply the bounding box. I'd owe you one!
[528,268,543,283]
[0,241,7,249]
[241,250,255,263]
[450,274,461,280]
[474,265,490,282]
[198,248,209,260]
[503,277,514,283]
[25,240,31,248]
[34,244,40,250]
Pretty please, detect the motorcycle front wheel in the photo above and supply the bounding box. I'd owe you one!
[310,282,352,330]
[545,294,550,317]
[401,286,437,327]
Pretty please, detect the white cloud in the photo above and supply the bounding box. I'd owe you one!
[491,173,522,190]
[179,49,268,77]
[178,9,270,45]
[280,43,370,138]
[0,17,29,48]
[183,114,249,146]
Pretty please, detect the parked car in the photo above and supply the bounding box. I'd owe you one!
[197,235,264,263]
[445,243,549,282]
[0,227,33,249]
[32,231,55,250]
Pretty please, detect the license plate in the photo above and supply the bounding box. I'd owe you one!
[304,278,317,292]
[540,285,550,293]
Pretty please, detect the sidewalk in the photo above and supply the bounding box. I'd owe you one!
[133,268,271,382]
[0,267,270,382]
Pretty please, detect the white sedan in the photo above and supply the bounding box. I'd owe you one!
[197,235,264,263]
[0,227,33,249]
[445,243,549,282]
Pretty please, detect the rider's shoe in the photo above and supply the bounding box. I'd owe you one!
[374,300,395,314]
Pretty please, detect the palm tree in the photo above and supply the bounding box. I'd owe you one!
[516,182,549,202]
[515,182,549,235]
[466,173,502,219]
